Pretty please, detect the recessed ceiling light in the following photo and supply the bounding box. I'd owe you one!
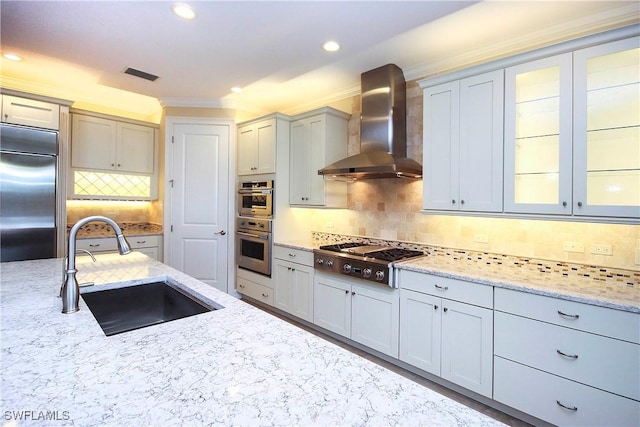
[323,41,340,53]
[231,87,243,94]
[172,3,196,20]
[3,53,22,61]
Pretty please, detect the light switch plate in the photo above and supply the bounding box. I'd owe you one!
[591,244,612,256]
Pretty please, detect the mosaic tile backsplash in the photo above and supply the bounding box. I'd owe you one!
[312,232,639,287]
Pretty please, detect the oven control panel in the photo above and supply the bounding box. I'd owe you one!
[314,254,391,286]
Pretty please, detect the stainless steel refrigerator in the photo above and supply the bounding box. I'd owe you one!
[1,123,58,262]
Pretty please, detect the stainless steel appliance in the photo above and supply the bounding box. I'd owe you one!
[317,64,422,180]
[0,123,58,262]
[313,242,424,287]
[237,180,273,218]
[236,217,272,276]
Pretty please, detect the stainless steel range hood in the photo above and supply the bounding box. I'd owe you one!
[318,64,422,181]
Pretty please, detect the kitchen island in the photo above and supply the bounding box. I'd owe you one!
[1,253,504,426]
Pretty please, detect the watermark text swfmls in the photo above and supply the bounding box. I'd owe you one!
[4,410,71,422]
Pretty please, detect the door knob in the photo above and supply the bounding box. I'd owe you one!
[215,230,226,235]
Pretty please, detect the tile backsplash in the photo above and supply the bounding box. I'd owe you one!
[66,200,162,226]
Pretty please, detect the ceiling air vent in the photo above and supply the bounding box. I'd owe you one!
[124,67,159,82]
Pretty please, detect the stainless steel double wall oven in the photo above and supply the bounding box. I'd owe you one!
[236,180,273,276]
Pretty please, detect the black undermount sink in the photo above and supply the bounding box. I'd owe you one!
[81,280,218,336]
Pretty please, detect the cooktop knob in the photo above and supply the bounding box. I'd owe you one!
[362,268,372,278]
[316,258,324,265]
[326,260,334,268]
[375,270,385,281]
[343,264,352,273]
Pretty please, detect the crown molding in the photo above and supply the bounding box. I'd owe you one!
[404,4,640,82]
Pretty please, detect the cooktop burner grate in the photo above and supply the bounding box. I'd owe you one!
[366,248,424,262]
[318,242,364,252]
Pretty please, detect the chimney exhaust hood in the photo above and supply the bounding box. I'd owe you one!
[318,64,422,181]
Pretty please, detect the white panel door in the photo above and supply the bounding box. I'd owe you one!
[168,122,229,292]
[440,300,493,397]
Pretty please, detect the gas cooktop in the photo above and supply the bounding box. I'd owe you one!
[314,243,424,287]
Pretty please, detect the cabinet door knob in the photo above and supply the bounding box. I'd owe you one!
[460,199,465,205]
[562,201,567,207]
[443,307,448,312]
[345,290,349,294]
[434,305,438,310]
[577,201,583,207]
[351,291,356,296]
[451,199,456,204]
[215,230,226,235]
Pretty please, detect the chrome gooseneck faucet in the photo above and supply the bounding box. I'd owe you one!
[61,216,132,314]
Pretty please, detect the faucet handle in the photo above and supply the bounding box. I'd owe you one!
[75,248,96,262]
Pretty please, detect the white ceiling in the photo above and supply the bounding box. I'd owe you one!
[1,1,638,120]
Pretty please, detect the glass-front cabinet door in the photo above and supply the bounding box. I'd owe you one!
[504,53,573,214]
[573,37,639,218]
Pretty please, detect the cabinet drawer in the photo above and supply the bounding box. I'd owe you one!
[77,235,160,252]
[399,270,493,308]
[495,287,640,344]
[273,245,314,266]
[237,277,273,305]
[495,311,640,400]
[127,235,160,248]
[495,357,640,427]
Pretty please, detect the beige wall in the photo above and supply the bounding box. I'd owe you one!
[290,81,639,271]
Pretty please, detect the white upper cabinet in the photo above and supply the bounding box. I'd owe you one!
[422,70,504,212]
[1,94,60,130]
[572,37,640,218]
[71,113,156,174]
[504,53,574,215]
[289,108,348,207]
[505,36,639,219]
[237,117,277,175]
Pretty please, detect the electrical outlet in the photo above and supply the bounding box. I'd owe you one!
[563,241,584,253]
[474,234,489,244]
[591,244,613,256]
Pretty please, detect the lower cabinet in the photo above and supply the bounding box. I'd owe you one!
[76,235,162,261]
[273,246,314,322]
[314,273,399,358]
[494,287,640,426]
[398,271,493,398]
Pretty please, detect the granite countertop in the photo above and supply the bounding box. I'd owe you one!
[68,222,163,238]
[0,253,503,426]
[275,240,639,313]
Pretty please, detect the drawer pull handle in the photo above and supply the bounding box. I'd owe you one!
[136,240,146,244]
[434,285,448,291]
[288,253,296,257]
[557,310,579,319]
[557,350,579,360]
[89,244,101,248]
[262,293,269,298]
[556,400,578,412]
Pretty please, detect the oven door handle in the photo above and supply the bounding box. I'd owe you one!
[238,189,273,195]
[236,231,269,240]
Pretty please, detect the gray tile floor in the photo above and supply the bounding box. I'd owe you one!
[246,300,534,427]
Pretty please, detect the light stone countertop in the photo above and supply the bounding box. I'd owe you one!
[0,252,504,427]
[275,240,639,313]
